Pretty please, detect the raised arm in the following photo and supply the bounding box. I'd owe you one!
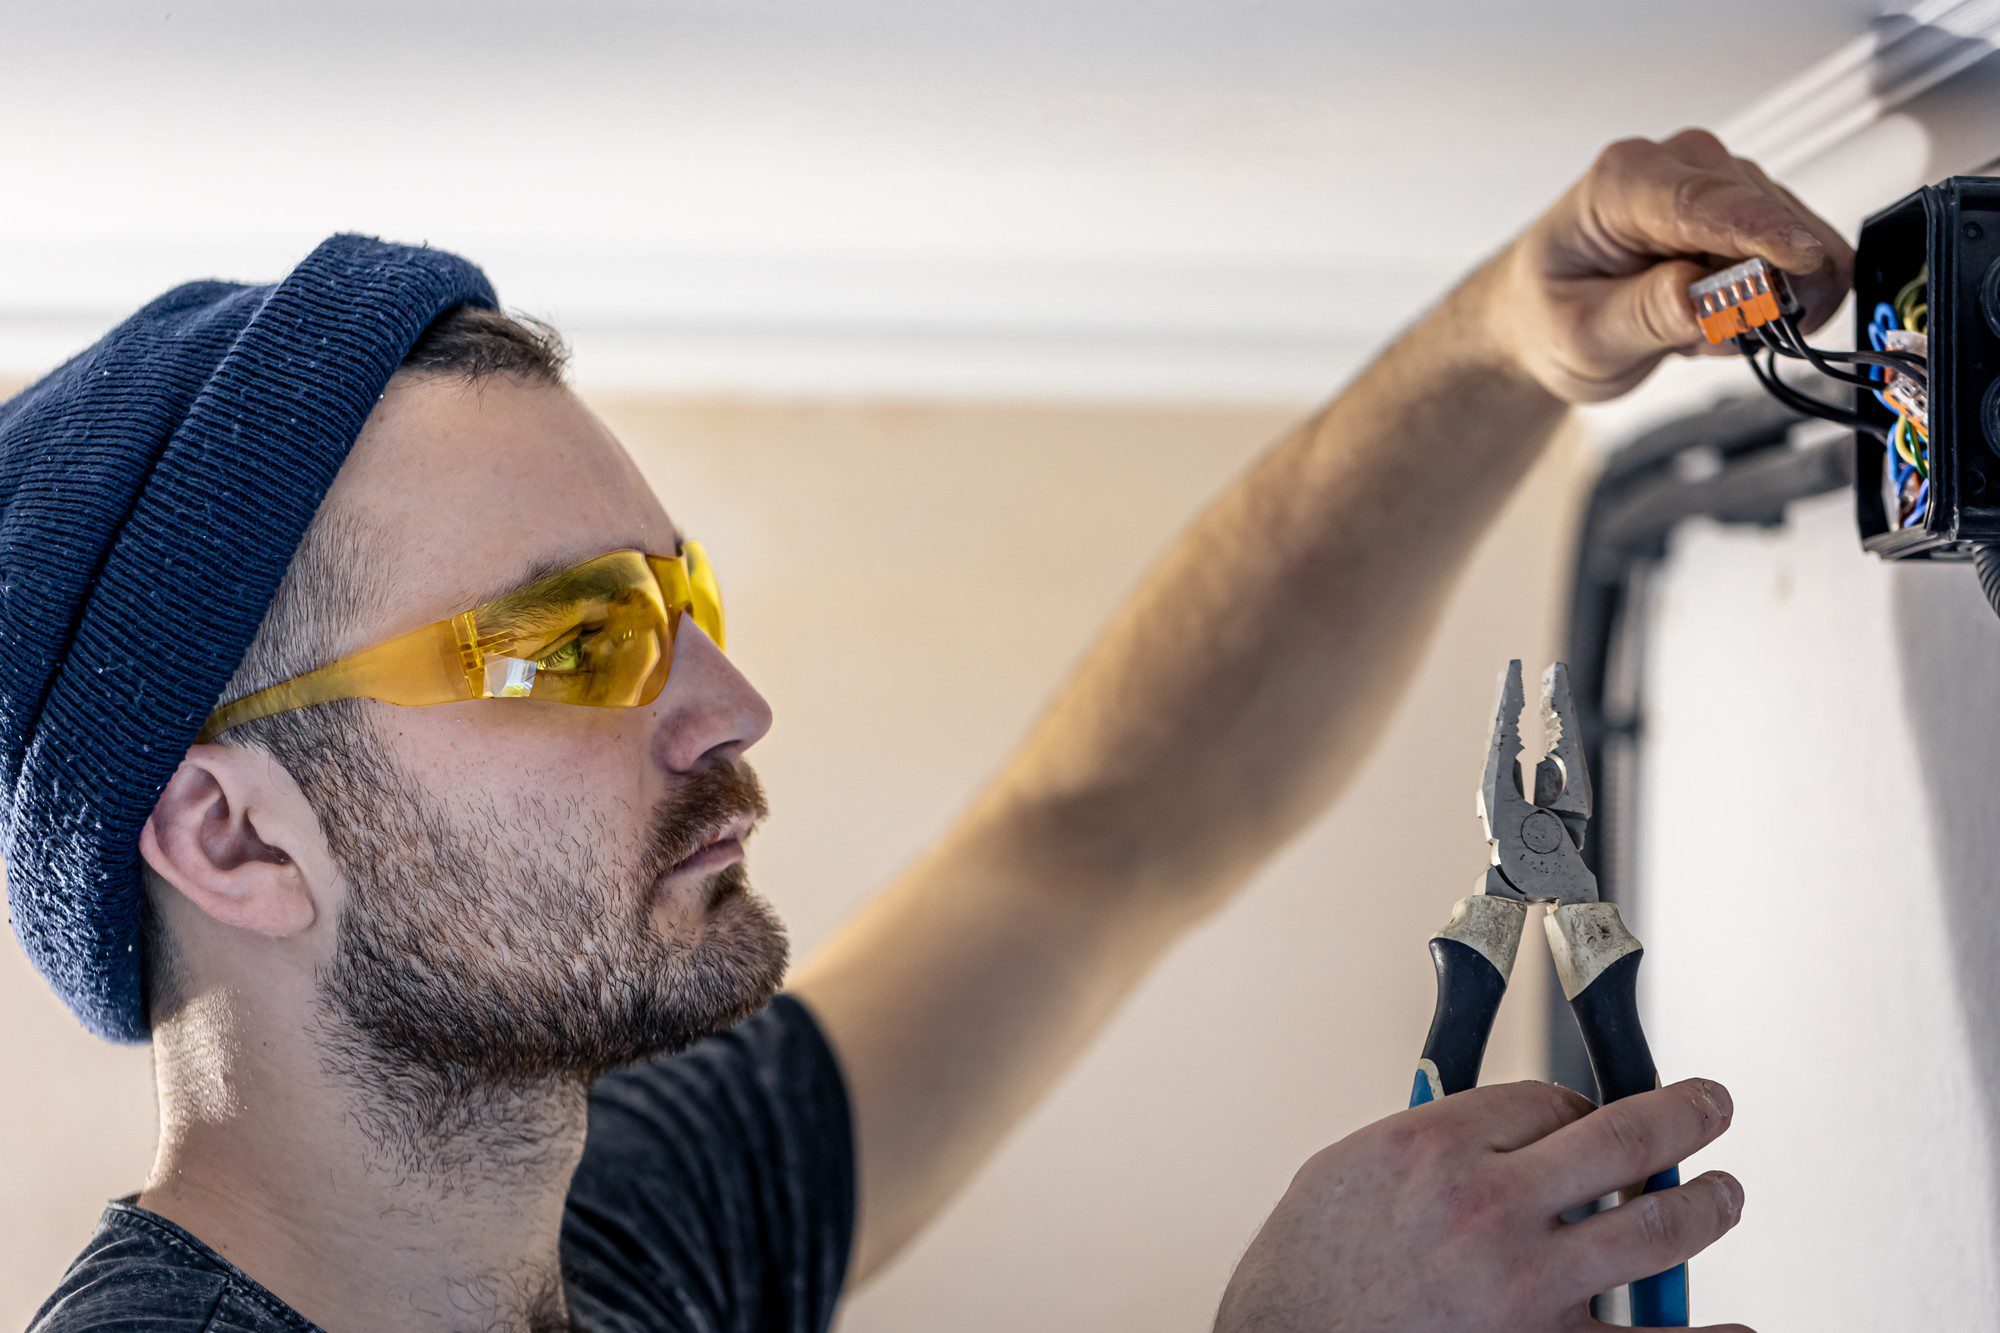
[790,129,1851,1284]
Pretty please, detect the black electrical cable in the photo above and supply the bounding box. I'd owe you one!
[1766,313,1927,377]
[1758,344,1887,437]
[1767,315,1925,386]
[1816,346,1927,383]
[1974,546,2000,622]
[1800,319,1928,378]
[1785,344,1885,390]
[1741,346,1823,414]
[1740,342,1888,440]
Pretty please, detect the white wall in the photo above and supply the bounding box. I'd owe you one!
[1611,28,2000,1329]
[1641,497,2000,1326]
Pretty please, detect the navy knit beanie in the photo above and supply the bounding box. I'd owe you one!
[0,233,496,1043]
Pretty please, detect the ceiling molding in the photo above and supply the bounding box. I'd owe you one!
[0,244,1447,405]
[1723,0,2000,172]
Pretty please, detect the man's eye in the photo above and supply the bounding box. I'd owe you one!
[535,632,587,673]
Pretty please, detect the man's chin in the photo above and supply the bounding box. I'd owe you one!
[705,861,753,911]
[648,856,756,928]
[640,871,790,1042]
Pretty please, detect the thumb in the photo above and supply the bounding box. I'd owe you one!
[1572,257,1710,395]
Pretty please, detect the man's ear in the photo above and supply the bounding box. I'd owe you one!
[139,743,318,938]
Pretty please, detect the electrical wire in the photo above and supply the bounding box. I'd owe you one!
[1772,283,1927,525]
[1975,545,2000,621]
[1888,271,1930,527]
[1824,347,1927,381]
[1781,308,1925,378]
[1767,314,1925,384]
[1892,418,1925,474]
[1738,341,1888,441]
[1895,270,1927,328]
[1717,263,1930,528]
[1747,347,1860,426]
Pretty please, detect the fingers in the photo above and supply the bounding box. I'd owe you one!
[1734,156,1853,334]
[1587,130,1840,280]
[1656,125,1736,170]
[1430,1078,1595,1151]
[1508,126,1855,402]
[1559,1168,1744,1299]
[1736,156,1852,276]
[1519,1077,1734,1210]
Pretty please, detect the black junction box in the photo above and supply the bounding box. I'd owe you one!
[1854,175,2000,560]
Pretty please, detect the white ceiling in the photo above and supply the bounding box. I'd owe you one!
[0,0,1894,400]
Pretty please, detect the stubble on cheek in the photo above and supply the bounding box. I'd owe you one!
[315,754,787,1112]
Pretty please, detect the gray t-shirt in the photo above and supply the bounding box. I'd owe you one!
[28,993,855,1331]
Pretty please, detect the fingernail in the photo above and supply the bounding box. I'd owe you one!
[1714,1172,1744,1220]
[1789,225,1825,257]
[1701,1080,1733,1119]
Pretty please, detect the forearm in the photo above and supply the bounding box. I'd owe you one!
[796,251,1567,1283]
[988,248,1566,920]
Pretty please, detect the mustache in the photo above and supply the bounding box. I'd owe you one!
[641,758,769,881]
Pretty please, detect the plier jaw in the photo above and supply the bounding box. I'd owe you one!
[1478,659,1598,907]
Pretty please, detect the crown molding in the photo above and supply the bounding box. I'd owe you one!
[0,242,1450,405]
[1723,0,2000,173]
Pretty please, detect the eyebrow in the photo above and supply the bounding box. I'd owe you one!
[465,538,669,611]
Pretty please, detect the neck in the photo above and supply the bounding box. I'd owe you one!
[139,992,587,1332]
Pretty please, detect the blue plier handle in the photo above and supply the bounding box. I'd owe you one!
[1407,660,1688,1327]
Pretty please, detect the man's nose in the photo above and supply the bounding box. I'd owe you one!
[650,619,773,774]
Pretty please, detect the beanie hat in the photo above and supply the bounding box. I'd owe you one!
[0,233,497,1042]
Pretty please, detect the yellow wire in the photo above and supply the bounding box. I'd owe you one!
[1880,267,1932,484]
[1894,420,1919,470]
[1895,268,1927,327]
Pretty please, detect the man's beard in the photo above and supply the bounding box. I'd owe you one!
[307,739,789,1121]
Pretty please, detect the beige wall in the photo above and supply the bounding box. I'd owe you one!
[1,392,1583,1330]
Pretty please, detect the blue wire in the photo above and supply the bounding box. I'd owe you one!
[1867,307,1899,408]
[1872,299,1922,527]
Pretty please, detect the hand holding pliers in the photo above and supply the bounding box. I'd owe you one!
[1409,660,1689,1327]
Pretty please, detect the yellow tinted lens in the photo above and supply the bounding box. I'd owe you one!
[684,540,726,652]
[474,551,672,708]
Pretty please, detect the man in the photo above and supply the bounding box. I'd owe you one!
[7,129,1837,1331]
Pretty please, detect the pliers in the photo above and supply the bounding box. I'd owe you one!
[1408,660,1689,1327]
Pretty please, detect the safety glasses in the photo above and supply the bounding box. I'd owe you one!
[197,543,726,743]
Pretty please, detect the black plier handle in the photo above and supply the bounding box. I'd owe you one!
[1410,894,1523,1104]
[1411,896,1667,1110]
[1409,895,1685,1324]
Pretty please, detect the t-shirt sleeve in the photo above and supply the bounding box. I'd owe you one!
[559,991,857,1333]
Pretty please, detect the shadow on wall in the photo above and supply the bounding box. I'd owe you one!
[1884,38,2000,177]
[1885,26,2000,1252]
[1894,564,2000,1257]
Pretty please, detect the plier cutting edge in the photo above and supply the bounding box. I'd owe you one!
[1408,660,1689,1327]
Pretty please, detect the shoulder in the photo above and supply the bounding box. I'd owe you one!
[29,1203,319,1333]
[580,991,850,1148]
[562,993,856,1330]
